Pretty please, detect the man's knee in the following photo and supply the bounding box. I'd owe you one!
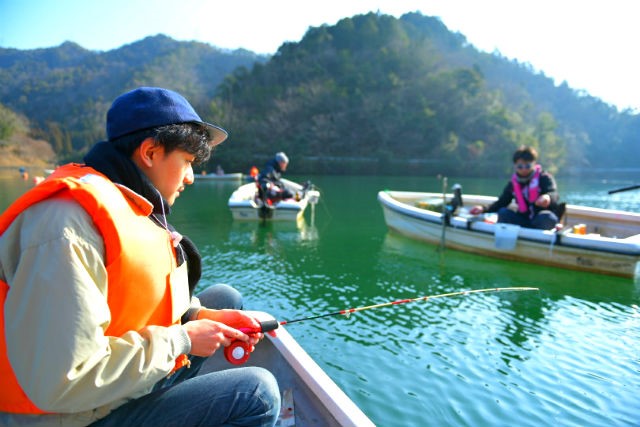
[249,367,281,423]
[532,211,558,229]
[497,207,518,224]
[196,283,243,310]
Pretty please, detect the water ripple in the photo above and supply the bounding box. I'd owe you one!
[181,176,640,427]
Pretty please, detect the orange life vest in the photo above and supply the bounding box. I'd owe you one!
[0,164,188,413]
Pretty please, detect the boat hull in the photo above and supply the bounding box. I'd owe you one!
[378,190,640,279]
[228,179,320,221]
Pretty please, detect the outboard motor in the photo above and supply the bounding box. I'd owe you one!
[450,183,463,214]
[443,183,463,225]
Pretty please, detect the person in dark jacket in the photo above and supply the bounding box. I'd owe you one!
[257,152,294,204]
[469,146,561,229]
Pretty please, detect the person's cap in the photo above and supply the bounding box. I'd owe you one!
[275,152,289,164]
[106,87,228,146]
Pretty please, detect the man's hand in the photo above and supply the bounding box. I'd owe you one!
[197,308,261,329]
[535,194,551,208]
[196,308,269,347]
[183,319,252,357]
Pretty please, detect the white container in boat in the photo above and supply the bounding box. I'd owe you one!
[494,223,520,250]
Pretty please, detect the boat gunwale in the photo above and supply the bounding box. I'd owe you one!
[268,327,376,426]
[199,326,374,426]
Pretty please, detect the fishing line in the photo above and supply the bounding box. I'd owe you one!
[306,182,332,224]
[279,286,538,325]
[225,286,539,364]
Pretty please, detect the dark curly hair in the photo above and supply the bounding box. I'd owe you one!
[513,145,538,163]
[110,122,213,164]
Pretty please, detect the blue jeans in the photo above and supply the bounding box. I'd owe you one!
[89,284,281,427]
[497,207,558,230]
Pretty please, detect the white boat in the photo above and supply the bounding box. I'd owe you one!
[378,190,640,279]
[228,178,320,221]
[195,172,243,181]
[201,326,375,427]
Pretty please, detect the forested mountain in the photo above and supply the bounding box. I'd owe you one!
[0,102,55,167]
[0,35,266,162]
[208,12,639,176]
[0,13,637,176]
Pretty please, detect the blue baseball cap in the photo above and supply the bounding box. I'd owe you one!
[106,87,228,146]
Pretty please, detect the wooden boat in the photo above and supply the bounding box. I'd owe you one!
[228,178,320,221]
[195,172,243,181]
[378,190,640,279]
[201,325,375,427]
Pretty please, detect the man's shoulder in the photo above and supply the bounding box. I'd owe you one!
[540,170,556,181]
[19,197,101,245]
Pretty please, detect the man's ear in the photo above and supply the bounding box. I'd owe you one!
[134,137,162,168]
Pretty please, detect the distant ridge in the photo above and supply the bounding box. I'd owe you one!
[0,14,638,176]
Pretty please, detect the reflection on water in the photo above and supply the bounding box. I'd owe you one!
[381,232,638,302]
[227,218,319,249]
[378,231,640,426]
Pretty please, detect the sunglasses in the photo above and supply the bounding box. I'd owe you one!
[515,162,534,170]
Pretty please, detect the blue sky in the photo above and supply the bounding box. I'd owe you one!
[1,0,638,112]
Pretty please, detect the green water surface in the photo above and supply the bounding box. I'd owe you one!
[2,170,639,426]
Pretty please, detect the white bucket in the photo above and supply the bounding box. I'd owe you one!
[494,224,520,250]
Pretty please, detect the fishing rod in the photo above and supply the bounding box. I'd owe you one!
[225,286,539,364]
[608,184,640,195]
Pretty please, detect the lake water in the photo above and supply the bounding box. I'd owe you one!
[2,169,640,426]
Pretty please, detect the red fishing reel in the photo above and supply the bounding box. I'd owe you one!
[224,319,279,365]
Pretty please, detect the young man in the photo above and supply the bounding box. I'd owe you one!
[0,87,280,426]
[469,145,561,229]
